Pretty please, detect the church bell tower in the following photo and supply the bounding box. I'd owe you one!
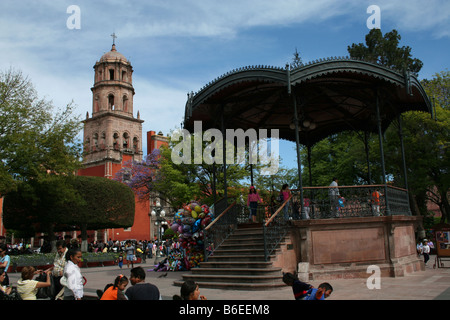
[81,36,143,178]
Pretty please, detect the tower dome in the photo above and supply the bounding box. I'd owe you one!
[99,44,129,64]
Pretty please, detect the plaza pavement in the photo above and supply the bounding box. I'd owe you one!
[7,254,450,300]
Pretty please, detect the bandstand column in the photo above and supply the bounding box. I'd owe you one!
[398,114,411,215]
[376,89,390,215]
[221,106,228,200]
[289,67,305,218]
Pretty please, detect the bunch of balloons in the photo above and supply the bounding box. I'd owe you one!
[169,201,214,269]
[167,248,186,271]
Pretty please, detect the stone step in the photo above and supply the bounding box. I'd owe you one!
[212,248,265,256]
[206,254,271,262]
[173,279,286,291]
[190,267,282,276]
[224,237,264,247]
[199,261,273,269]
[173,223,284,290]
[233,227,264,234]
[229,233,264,242]
[236,222,264,229]
[179,273,284,284]
[219,243,265,250]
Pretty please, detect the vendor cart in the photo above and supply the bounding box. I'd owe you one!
[433,225,450,269]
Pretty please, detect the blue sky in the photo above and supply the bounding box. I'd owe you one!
[1,0,449,169]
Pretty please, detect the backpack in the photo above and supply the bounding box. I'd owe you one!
[35,273,55,299]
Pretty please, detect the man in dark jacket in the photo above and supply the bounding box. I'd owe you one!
[125,267,161,300]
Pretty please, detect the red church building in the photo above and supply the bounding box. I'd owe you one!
[78,43,169,243]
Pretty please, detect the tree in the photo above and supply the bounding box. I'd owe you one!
[347,29,423,73]
[3,175,135,252]
[384,71,449,222]
[290,48,303,69]
[0,68,83,195]
[63,176,135,251]
[116,132,252,210]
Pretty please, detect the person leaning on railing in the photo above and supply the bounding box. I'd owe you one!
[371,190,381,216]
[329,177,340,218]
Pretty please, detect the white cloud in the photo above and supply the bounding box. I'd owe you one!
[0,0,448,153]
[372,0,450,38]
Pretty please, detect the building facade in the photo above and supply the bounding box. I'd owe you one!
[78,43,167,243]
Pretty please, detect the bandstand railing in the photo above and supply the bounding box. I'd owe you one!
[263,196,292,261]
[261,184,410,261]
[203,198,238,261]
[202,184,410,262]
[291,184,410,219]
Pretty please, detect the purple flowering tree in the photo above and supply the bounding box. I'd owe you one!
[115,149,162,202]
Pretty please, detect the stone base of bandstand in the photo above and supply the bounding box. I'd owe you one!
[271,216,425,281]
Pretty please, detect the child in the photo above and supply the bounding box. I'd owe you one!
[422,239,430,265]
[173,280,207,300]
[100,275,129,300]
[282,272,313,300]
[117,253,123,269]
[304,282,333,300]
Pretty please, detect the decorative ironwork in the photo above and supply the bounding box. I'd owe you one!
[263,198,290,261]
[203,198,238,261]
[202,185,410,262]
[285,185,411,219]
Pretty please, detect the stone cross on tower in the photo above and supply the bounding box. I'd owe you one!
[111,32,117,45]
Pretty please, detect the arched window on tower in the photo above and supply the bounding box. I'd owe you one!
[85,137,90,153]
[113,133,120,150]
[123,132,130,149]
[108,94,115,110]
[109,69,115,80]
[123,95,128,112]
[122,70,127,82]
[100,132,106,150]
[94,95,99,113]
[133,137,139,153]
[93,133,99,151]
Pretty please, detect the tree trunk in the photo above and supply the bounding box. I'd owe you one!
[440,188,450,223]
[47,223,57,253]
[80,223,88,252]
[409,191,426,239]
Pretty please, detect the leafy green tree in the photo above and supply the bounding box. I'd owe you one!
[384,71,449,222]
[3,175,135,252]
[0,68,83,195]
[347,29,423,73]
[116,131,253,210]
[63,176,135,251]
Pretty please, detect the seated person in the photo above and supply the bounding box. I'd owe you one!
[282,272,313,300]
[17,266,52,300]
[125,267,161,300]
[304,282,333,300]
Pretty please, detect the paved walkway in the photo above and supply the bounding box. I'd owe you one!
[7,254,450,300]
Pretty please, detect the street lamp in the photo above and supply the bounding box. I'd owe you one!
[151,200,166,260]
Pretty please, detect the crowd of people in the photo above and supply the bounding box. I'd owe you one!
[0,239,177,301]
[1,239,334,301]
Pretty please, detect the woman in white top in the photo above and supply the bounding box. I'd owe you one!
[63,248,84,300]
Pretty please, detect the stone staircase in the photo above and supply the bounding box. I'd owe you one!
[174,224,286,290]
